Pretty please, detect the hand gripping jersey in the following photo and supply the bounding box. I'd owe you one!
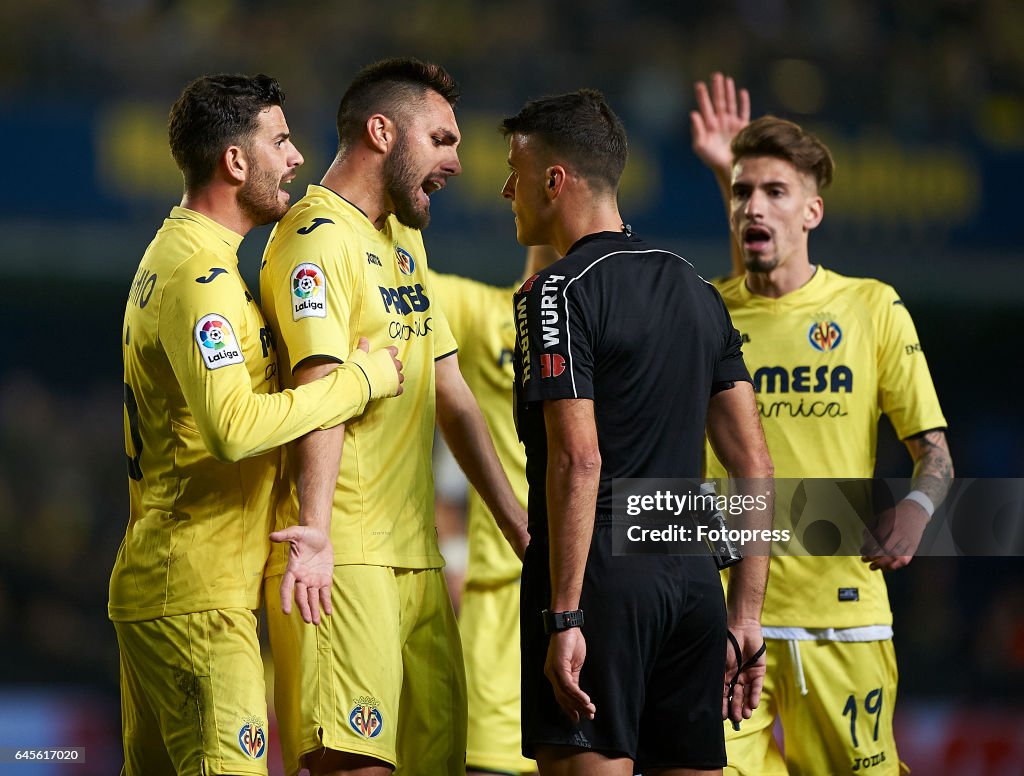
[430,271,525,586]
[705,268,947,628]
[260,185,457,571]
[109,207,375,621]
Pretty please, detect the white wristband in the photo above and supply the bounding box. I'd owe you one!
[902,490,935,518]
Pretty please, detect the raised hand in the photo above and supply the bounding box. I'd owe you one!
[691,72,751,176]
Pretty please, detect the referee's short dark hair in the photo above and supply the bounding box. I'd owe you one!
[168,73,285,191]
[731,116,835,191]
[501,89,628,193]
[335,58,460,155]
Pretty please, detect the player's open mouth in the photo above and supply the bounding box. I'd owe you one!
[280,176,296,201]
[414,178,444,210]
[422,178,444,196]
[744,225,771,251]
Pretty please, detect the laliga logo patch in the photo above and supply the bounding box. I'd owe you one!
[808,320,843,352]
[292,262,327,320]
[349,696,384,739]
[395,246,415,276]
[293,264,322,299]
[237,718,267,759]
[194,314,244,370]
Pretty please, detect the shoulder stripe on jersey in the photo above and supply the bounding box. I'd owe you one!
[561,249,696,398]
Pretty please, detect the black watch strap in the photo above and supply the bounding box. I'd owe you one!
[542,608,585,634]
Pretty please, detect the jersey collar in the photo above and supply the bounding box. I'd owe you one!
[740,264,827,305]
[566,229,640,255]
[307,184,369,219]
[168,206,243,254]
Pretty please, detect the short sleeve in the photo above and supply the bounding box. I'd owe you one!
[711,288,752,386]
[429,282,459,360]
[875,287,947,439]
[520,272,593,402]
[264,221,359,370]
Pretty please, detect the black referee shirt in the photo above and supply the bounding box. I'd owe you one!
[512,230,751,533]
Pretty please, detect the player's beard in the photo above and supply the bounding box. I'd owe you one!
[743,252,780,274]
[383,131,430,230]
[239,161,289,226]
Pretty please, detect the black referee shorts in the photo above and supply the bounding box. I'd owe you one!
[521,521,727,770]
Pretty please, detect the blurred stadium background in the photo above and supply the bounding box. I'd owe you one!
[0,1,1021,772]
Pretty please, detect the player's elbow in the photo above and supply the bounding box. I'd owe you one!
[555,446,602,480]
[200,424,255,463]
[750,449,774,480]
[204,435,248,463]
[574,452,602,477]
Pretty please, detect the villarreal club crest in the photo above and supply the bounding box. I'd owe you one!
[808,319,843,352]
[349,696,384,739]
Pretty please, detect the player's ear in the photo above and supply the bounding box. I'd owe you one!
[223,144,247,184]
[804,195,824,232]
[545,165,567,199]
[366,114,393,154]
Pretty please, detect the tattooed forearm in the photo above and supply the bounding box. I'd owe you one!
[906,429,954,508]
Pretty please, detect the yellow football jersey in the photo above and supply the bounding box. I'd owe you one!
[706,267,947,628]
[430,272,525,586]
[109,207,377,622]
[261,185,457,571]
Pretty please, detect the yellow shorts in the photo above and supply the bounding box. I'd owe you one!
[460,581,536,774]
[725,638,909,776]
[266,565,467,776]
[114,609,269,776]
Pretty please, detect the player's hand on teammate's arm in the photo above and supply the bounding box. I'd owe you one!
[690,71,750,177]
[860,500,930,571]
[544,628,596,723]
[345,337,404,398]
[723,619,766,727]
[270,525,335,625]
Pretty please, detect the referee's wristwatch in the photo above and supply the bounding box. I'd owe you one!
[542,608,585,634]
